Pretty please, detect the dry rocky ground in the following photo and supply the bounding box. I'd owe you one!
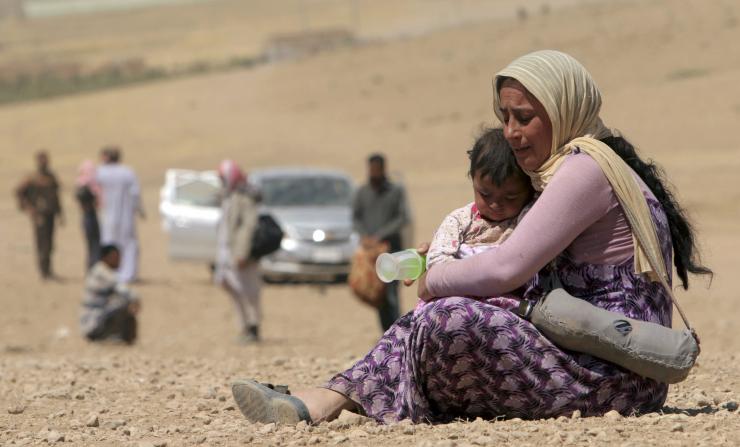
[1,349,739,445]
[2,0,740,445]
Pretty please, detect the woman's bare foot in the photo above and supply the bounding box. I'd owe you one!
[291,388,357,423]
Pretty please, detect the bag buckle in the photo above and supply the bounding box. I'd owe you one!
[516,299,534,320]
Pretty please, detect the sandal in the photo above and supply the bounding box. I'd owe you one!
[232,379,312,424]
[260,383,291,395]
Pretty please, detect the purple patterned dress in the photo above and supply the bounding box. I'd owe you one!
[326,198,673,423]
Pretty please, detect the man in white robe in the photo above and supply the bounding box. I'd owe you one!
[96,147,145,284]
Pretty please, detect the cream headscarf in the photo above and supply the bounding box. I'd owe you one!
[493,50,667,284]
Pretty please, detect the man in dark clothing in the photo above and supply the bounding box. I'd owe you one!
[352,154,408,331]
[15,151,64,279]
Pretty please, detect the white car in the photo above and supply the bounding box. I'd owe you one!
[159,167,359,283]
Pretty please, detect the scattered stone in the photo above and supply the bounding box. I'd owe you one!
[85,413,99,427]
[47,431,65,443]
[205,429,224,438]
[7,403,26,415]
[273,357,288,366]
[670,424,684,433]
[104,419,126,430]
[308,436,322,444]
[332,435,348,443]
[571,410,581,419]
[402,425,415,435]
[604,410,622,421]
[473,436,493,445]
[153,440,168,447]
[335,410,371,427]
[203,388,217,399]
[723,401,738,411]
[703,422,716,431]
[695,392,712,407]
[259,422,276,435]
[296,420,309,431]
[199,416,212,425]
[196,435,207,444]
[348,429,369,439]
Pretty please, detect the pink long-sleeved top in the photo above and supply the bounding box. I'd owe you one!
[426,152,658,298]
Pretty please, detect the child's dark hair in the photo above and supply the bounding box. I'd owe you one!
[467,127,530,186]
[99,244,119,259]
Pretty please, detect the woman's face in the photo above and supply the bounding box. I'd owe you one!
[498,79,553,171]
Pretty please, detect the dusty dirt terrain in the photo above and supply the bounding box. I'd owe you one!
[1,0,739,445]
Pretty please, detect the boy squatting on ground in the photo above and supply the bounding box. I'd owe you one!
[417,128,534,311]
[80,244,140,344]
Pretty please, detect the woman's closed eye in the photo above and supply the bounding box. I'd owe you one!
[514,112,532,124]
[499,109,532,125]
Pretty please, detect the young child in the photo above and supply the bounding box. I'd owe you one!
[417,128,534,310]
[80,244,140,344]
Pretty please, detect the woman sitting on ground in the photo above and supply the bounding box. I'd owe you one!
[230,50,711,424]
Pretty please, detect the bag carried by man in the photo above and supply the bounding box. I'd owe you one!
[249,214,284,260]
[348,241,388,308]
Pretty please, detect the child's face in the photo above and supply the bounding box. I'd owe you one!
[473,172,532,222]
[103,251,121,270]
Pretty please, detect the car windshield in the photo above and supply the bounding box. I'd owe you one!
[174,179,221,207]
[260,175,352,207]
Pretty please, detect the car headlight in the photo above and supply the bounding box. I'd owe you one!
[312,229,326,242]
[281,238,298,251]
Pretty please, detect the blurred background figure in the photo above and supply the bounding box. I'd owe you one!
[14,150,65,280]
[79,244,140,345]
[352,153,408,331]
[96,146,145,284]
[215,160,263,344]
[75,160,101,271]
